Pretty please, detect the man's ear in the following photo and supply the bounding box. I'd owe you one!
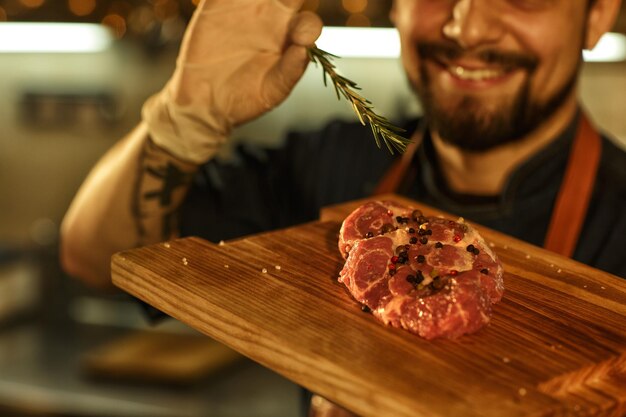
[585,0,623,49]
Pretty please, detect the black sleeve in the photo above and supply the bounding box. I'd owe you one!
[178,119,398,242]
[178,144,284,242]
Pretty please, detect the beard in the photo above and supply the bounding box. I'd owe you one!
[413,42,579,152]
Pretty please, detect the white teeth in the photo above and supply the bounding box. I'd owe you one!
[449,66,503,81]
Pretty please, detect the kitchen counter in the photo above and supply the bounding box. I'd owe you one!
[0,319,301,417]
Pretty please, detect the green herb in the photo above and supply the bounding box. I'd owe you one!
[307,46,411,154]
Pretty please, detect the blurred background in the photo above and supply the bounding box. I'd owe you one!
[0,1,625,416]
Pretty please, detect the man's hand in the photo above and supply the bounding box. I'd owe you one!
[143,0,323,163]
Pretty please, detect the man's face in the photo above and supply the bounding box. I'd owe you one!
[392,0,591,150]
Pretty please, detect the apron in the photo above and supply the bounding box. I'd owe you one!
[373,113,602,258]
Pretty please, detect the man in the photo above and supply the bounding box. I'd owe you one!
[61,0,624,415]
[61,0,625,288]
[62,0,626,287]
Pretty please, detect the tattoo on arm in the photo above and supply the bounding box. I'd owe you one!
[132,138,197,245]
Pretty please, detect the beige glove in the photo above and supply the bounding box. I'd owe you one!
[142,0,323,163]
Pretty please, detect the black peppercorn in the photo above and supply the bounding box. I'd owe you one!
[435,242,443,249]
[407,271,425,286]
[420,237,428,244]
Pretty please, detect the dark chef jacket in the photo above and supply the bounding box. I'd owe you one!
[179,111,626,279]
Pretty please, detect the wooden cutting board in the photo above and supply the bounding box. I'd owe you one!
[111,194,626,417]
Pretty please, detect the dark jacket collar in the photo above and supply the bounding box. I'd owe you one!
[412,110,580,218]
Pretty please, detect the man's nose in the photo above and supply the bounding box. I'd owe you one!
[442,0,505,49]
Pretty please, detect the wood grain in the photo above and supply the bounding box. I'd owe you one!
[112,195,626,417]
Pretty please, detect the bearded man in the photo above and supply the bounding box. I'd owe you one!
[61,0,625,288]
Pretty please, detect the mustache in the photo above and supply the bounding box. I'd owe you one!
[417,42,538,72]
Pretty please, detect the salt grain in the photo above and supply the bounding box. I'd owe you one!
[525,254,531,259]
[182,257,188,266]
[601,286,606,290]
[163,242,171,248]
[518,388,527,397]
[224,264,230,269]
[489,242,495,248]
[557,269,562,273]
[275,265,282,271]
[218,240,225,246]
[502,357,510,363]
[261,268,268,274]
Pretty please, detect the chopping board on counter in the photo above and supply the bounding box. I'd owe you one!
[111,194,626,417]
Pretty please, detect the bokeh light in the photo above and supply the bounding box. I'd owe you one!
[0,0,395,40]
[102,13,126,38]
[20,0,45,8]
[128,5,156,35]
[342,0,367,14]
[154,0,179,21]
[68,0,96,16]
[346,13,370,27]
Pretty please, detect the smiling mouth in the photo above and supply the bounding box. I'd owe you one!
[447,65,507,82]
[417,41,538,85]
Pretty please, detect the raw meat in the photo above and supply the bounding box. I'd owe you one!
[338,201,504,340]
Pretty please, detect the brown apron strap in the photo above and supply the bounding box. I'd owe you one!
[543,113,602,257]
[373,113,602,258]
[372,130,423,196]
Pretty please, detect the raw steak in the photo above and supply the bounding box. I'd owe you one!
[338,201,504,340]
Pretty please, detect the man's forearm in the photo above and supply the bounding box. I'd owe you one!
[60,123,198,290]
[132,135,197,247]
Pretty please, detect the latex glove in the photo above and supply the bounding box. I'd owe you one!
[142,0,323,163]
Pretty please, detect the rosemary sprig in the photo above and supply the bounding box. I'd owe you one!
[307,46,410,154]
